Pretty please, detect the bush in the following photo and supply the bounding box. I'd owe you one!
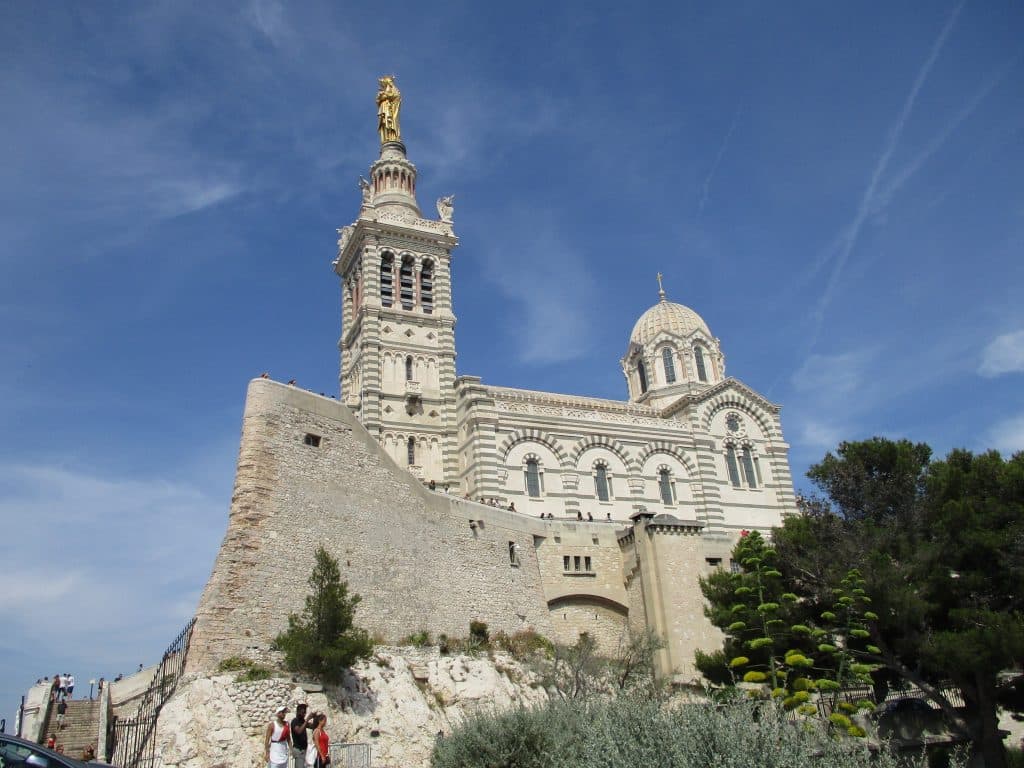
[216,656,273,682]
[401,630,433,647]
[492,630,554,660]
[216,656,250,673]
[431,694,967,768]
[469,621,490,647]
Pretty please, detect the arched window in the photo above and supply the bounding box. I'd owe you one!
[741,447,758,489]
[637,361,648,394]
[399,256,415,310]
[380,253,394,307]
[420,260,434,314]
[725,445,741,487]
[694,346,708,382]
[524,458,542,497]
[658,468,674,505]
[594,463,611,501]
[407,436,416,466]
[405,355,414,381]
[662,348,676,384]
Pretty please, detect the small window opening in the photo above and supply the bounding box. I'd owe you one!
[584,556,592,572]
[662,347,676,384]
[420,260,434,314]
[525,459,541,498]
[380,254,394,307]
[563,555,570,571]
[637,360,648,393]
[508,541,519,566]
[726,446,741,488]
[405,355,414,381]
[695,346,708,382]
[741,447,758,489]
[303,433,321,448]
[706,557,723,568]
[407,436,416,466]
[658,469,674,505]
[574,555,581,572]
[594,464,610,502]
[399,256,415,309]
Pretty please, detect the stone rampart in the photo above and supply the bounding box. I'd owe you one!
[189,379,558,673]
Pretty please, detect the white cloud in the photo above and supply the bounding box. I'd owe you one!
[987,412,1024,455]
[978,330,1024,377]
[479,218,598,364]
[0,461,224,647]
[792,348,876,401]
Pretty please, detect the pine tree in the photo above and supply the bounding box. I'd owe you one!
[274,547,373,684]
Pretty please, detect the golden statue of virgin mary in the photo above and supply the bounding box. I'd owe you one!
[376,75,402,144]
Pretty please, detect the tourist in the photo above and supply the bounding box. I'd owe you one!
[443,484,450,494]
[82,744,96,761]
[46,734,56,749]
[50,676,59,703]
[57,674,66,700]
[97,677,105,697]
[311,713,330,768]
[508,502,516,512]
[287,379,296,386]
[428,480,436,490]
[67,673,75,699]
[587,512,593,522]
[260,372,270,379]
[137,663,144,673]
[606,512,612,522]
[114,673,123,682]
[56,698,67,729]
[290,703,309,768]
[264,705,291,768]
[576,510,583,521]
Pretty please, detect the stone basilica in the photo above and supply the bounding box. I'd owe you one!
[335,95,796,534]
[189,79,798,684]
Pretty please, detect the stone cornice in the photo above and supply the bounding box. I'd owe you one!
[658,378,781,419]
[484,385,658,418]
[335,215,458,276]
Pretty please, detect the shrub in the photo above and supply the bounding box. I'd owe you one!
[431,694,966,768]
[469,621,490,647]
[216,656,250,673]
[492,629,554,660]
[401,630,433,647]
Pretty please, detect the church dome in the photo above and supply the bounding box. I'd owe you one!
[630,298,711,347]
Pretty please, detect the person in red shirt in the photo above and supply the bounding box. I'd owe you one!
[312,714,330,767]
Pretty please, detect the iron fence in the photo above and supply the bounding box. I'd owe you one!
[108,617,195,768]
[330,741,372,768]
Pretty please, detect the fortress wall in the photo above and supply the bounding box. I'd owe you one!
[646,526,715,681]
[188,379,556,673]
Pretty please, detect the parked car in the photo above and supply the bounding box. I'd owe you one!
[0,733,94,766]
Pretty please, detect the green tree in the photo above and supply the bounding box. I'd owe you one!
[273,546,373,684]
[699,532,878,734]
[775,439,1024,768]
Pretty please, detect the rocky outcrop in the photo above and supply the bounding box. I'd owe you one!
[154,647,548,768]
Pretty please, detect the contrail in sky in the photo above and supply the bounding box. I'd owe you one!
[697,107,741,217]
[806,0,966,348]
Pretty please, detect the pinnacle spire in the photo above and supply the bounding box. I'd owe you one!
[656,272,667,302]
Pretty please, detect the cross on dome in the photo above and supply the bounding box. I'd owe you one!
[656,272,666,302]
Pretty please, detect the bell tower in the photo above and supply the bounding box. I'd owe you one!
[334,76,460,487]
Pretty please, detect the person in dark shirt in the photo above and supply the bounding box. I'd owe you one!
[290,703,309,768]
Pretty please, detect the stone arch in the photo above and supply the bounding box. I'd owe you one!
[499,429,571,469]
[637,441,698,476]
[702,396,777,439]
[571,435,638,473]
[547,593,629,615]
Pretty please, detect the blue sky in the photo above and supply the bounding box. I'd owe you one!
[2,0,1022,718]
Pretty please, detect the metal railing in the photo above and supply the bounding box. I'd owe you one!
[330,742,372,768]
[108,618,196,768]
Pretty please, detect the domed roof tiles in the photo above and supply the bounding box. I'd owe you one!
[630,298,711,346]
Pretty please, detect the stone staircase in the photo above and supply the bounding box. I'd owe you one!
[42,699,100,759]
